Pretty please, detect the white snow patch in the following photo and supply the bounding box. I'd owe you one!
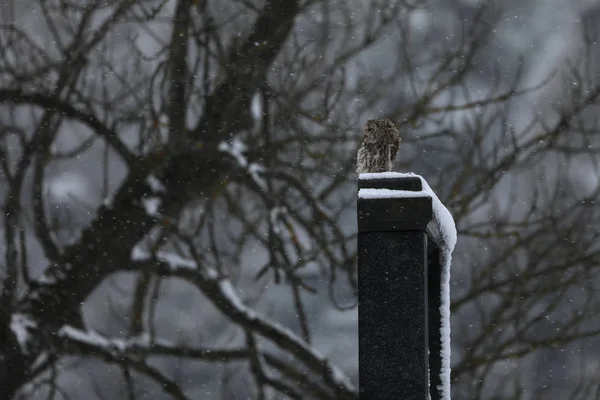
[269,206,287,235]
[358,188,431,199]
[358,171,404,180]
[439,248,453,400]
[219,137,267,190]
[359,171,456,400]
[142,197,161,216]
[251,92,262,122]
[219,138,248,167]
[146,175,166,193]
[131,246,220,280]
[158,253,198,269]
[58,325,110,348]
[219,280,257,321]
[131,245,147,261]
[248,164,267,189]
[131,247,198,269]
[37,274,57,285]
[31,352,49,371]
[58,326,175,353]
[10,314,37,353]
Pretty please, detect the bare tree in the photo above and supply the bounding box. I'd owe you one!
[1,0,600,399]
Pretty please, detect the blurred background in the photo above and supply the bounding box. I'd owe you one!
[1,0,600,399]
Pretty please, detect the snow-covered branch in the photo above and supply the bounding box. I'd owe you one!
[57,326,248,362]
[57,326,190,400]
[10,314,37,353]
[219,137,268,190]
[123,252,358,399]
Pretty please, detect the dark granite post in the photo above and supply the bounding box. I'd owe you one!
[357,176,433,399]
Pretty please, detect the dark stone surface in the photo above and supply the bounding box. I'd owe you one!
[358,176,422,191]
[357,197,432,232]
[358,231,429,399]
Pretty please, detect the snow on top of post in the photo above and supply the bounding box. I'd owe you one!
[358,188,431,199]
[358,171,407,180]
[359,171,456,400]
[358,171,456,253]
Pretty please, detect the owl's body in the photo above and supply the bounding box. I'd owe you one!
[356,118,400,173]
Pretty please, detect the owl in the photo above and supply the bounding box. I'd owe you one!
[356,118,401,173]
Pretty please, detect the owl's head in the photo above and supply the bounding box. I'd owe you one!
[363,118,398,137]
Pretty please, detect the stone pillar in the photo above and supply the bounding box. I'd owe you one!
[357,175,432,399]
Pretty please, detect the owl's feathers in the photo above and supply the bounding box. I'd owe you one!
[356,118,401,173]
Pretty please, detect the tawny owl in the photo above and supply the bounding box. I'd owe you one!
[356,118,401,173]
